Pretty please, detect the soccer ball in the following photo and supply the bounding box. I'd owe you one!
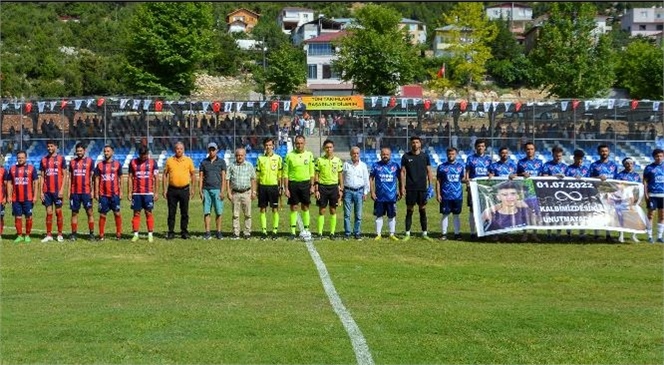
[300,230,312,241]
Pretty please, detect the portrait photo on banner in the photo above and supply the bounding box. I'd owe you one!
[474,178,537,235]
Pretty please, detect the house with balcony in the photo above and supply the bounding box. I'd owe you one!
[278,7,315,34]
[303,31,354,95]
[399,18,427,45]
[226,8,260,33]
[432,25,473,58]
[620,7,664,37]
[292,17,343,46]
[486,2,533,45]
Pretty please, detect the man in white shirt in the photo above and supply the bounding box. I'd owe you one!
[342,146,370,240]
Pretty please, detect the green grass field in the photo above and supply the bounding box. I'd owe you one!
[1,196,662,364]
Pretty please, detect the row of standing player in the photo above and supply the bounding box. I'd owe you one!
[3,141,155,243]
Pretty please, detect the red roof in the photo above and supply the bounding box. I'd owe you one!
[304,31,347,43]
[401,85,423,98]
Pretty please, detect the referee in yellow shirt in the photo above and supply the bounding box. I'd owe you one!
[163,142,196,240]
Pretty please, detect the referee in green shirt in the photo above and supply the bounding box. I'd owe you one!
[314,139,343,239]
[256,137,283,239]
[283,134,315,238]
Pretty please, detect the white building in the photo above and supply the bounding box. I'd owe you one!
[620,7,664,37]
[399,18,427,45]
[278,7,315,34]
[292,17,343,46]
[303,31,354,95]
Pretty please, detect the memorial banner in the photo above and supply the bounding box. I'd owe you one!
[470,177,647,237]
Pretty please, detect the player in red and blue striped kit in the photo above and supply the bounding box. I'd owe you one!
[5,151,39,243]
[39,140,68,242]
[0,163,6,238]
[68,143,95,241]
[128,146,160,242]
[94,145,123,241]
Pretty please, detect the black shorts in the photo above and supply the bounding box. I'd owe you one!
[258,185,280,209]
[317,184,340,208]
[405,190,427,206]
[648,197,664,210]
[440,199,463,215]
[288,181,311,206]
[374,201,397,218]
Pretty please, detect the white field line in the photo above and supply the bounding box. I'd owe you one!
[4,226,46,232]
[305,240,375,365]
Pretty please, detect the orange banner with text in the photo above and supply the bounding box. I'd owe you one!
[290,95,365,111]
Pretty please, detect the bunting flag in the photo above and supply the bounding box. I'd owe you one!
[201,101,210,112]
[654,102,660,112]
[142,99,151,111]
[283,101,291,111]
[212,101,221,113]
[259,101,266,109]
[617,99,629,108]
[491,101,499,112]
[448,101,456,111]
[594,99,602,109]
[37,101,45,113]
[246,102,254,109]
[86,98,94,109]
[459,100,468,112]
[572,100,580,110]
[154,100,163,112]
[401,98,407,109]
[412,98,421,106]
[24,102,32,113]
[435,100,444,111]
[631,100,639,110]
[503,102,512,112]
[2,103,8,111]
[471,101,478,111]
[371,96,378,108]
[61,100,68,110]
[584,100,590,111]
[74,100,83,110]
[483,102,491,112]
[14,102,20,110]
[131,99,141,110]
[166,100,175,106]
[120,99,129,109]
[515,102,522,112]
[235,102,244,112]
[224,102,232,112]
[526,102,534,107]
[49,101,56,111]
[97,98,105,107]
[607,99,615,110]
[560,101,568,111]
[381,96,390,108]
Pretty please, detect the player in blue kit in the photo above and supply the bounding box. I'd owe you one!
[436,147,465,240]
[488,147,517,178]
[643,148,664,243]
[589,144,620,242]
[541,146,569,241]
[615,157,642,243]
[370,147,402,240]
[517,142,544,242]
[565,149,590,241]
[464,139,492,239]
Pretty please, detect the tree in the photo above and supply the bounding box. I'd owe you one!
[124,2,215,96]
[264,44,306,96]
[440,3,498,88]
[527,2,615,98]
[615,39,664,100]
[332,4,421,95]
[486,19,531,87]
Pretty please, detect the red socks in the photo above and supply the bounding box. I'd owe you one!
[132,213,140,232]
[115,215,122,236]
[56,210,63,234]
[46,213,53,235]
[15,217,22,235]
[146,212,154,232]
[26,217,32,235]
[99,216,106,237]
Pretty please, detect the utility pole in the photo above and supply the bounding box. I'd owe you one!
[262,37,267,101]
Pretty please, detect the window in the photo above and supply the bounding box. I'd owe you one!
[322,64,340,79]
[640,11,648,18]
[639,24,647,31]
[658,24,663,31]
[307,64,317,79]
[233,16,244,22]
[308,43,334,56]
[303,13,309,20]
[409,24,417,31]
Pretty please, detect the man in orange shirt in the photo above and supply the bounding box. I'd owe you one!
[163,142,196,239]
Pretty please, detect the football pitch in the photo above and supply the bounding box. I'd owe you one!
[1,197,662,364]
